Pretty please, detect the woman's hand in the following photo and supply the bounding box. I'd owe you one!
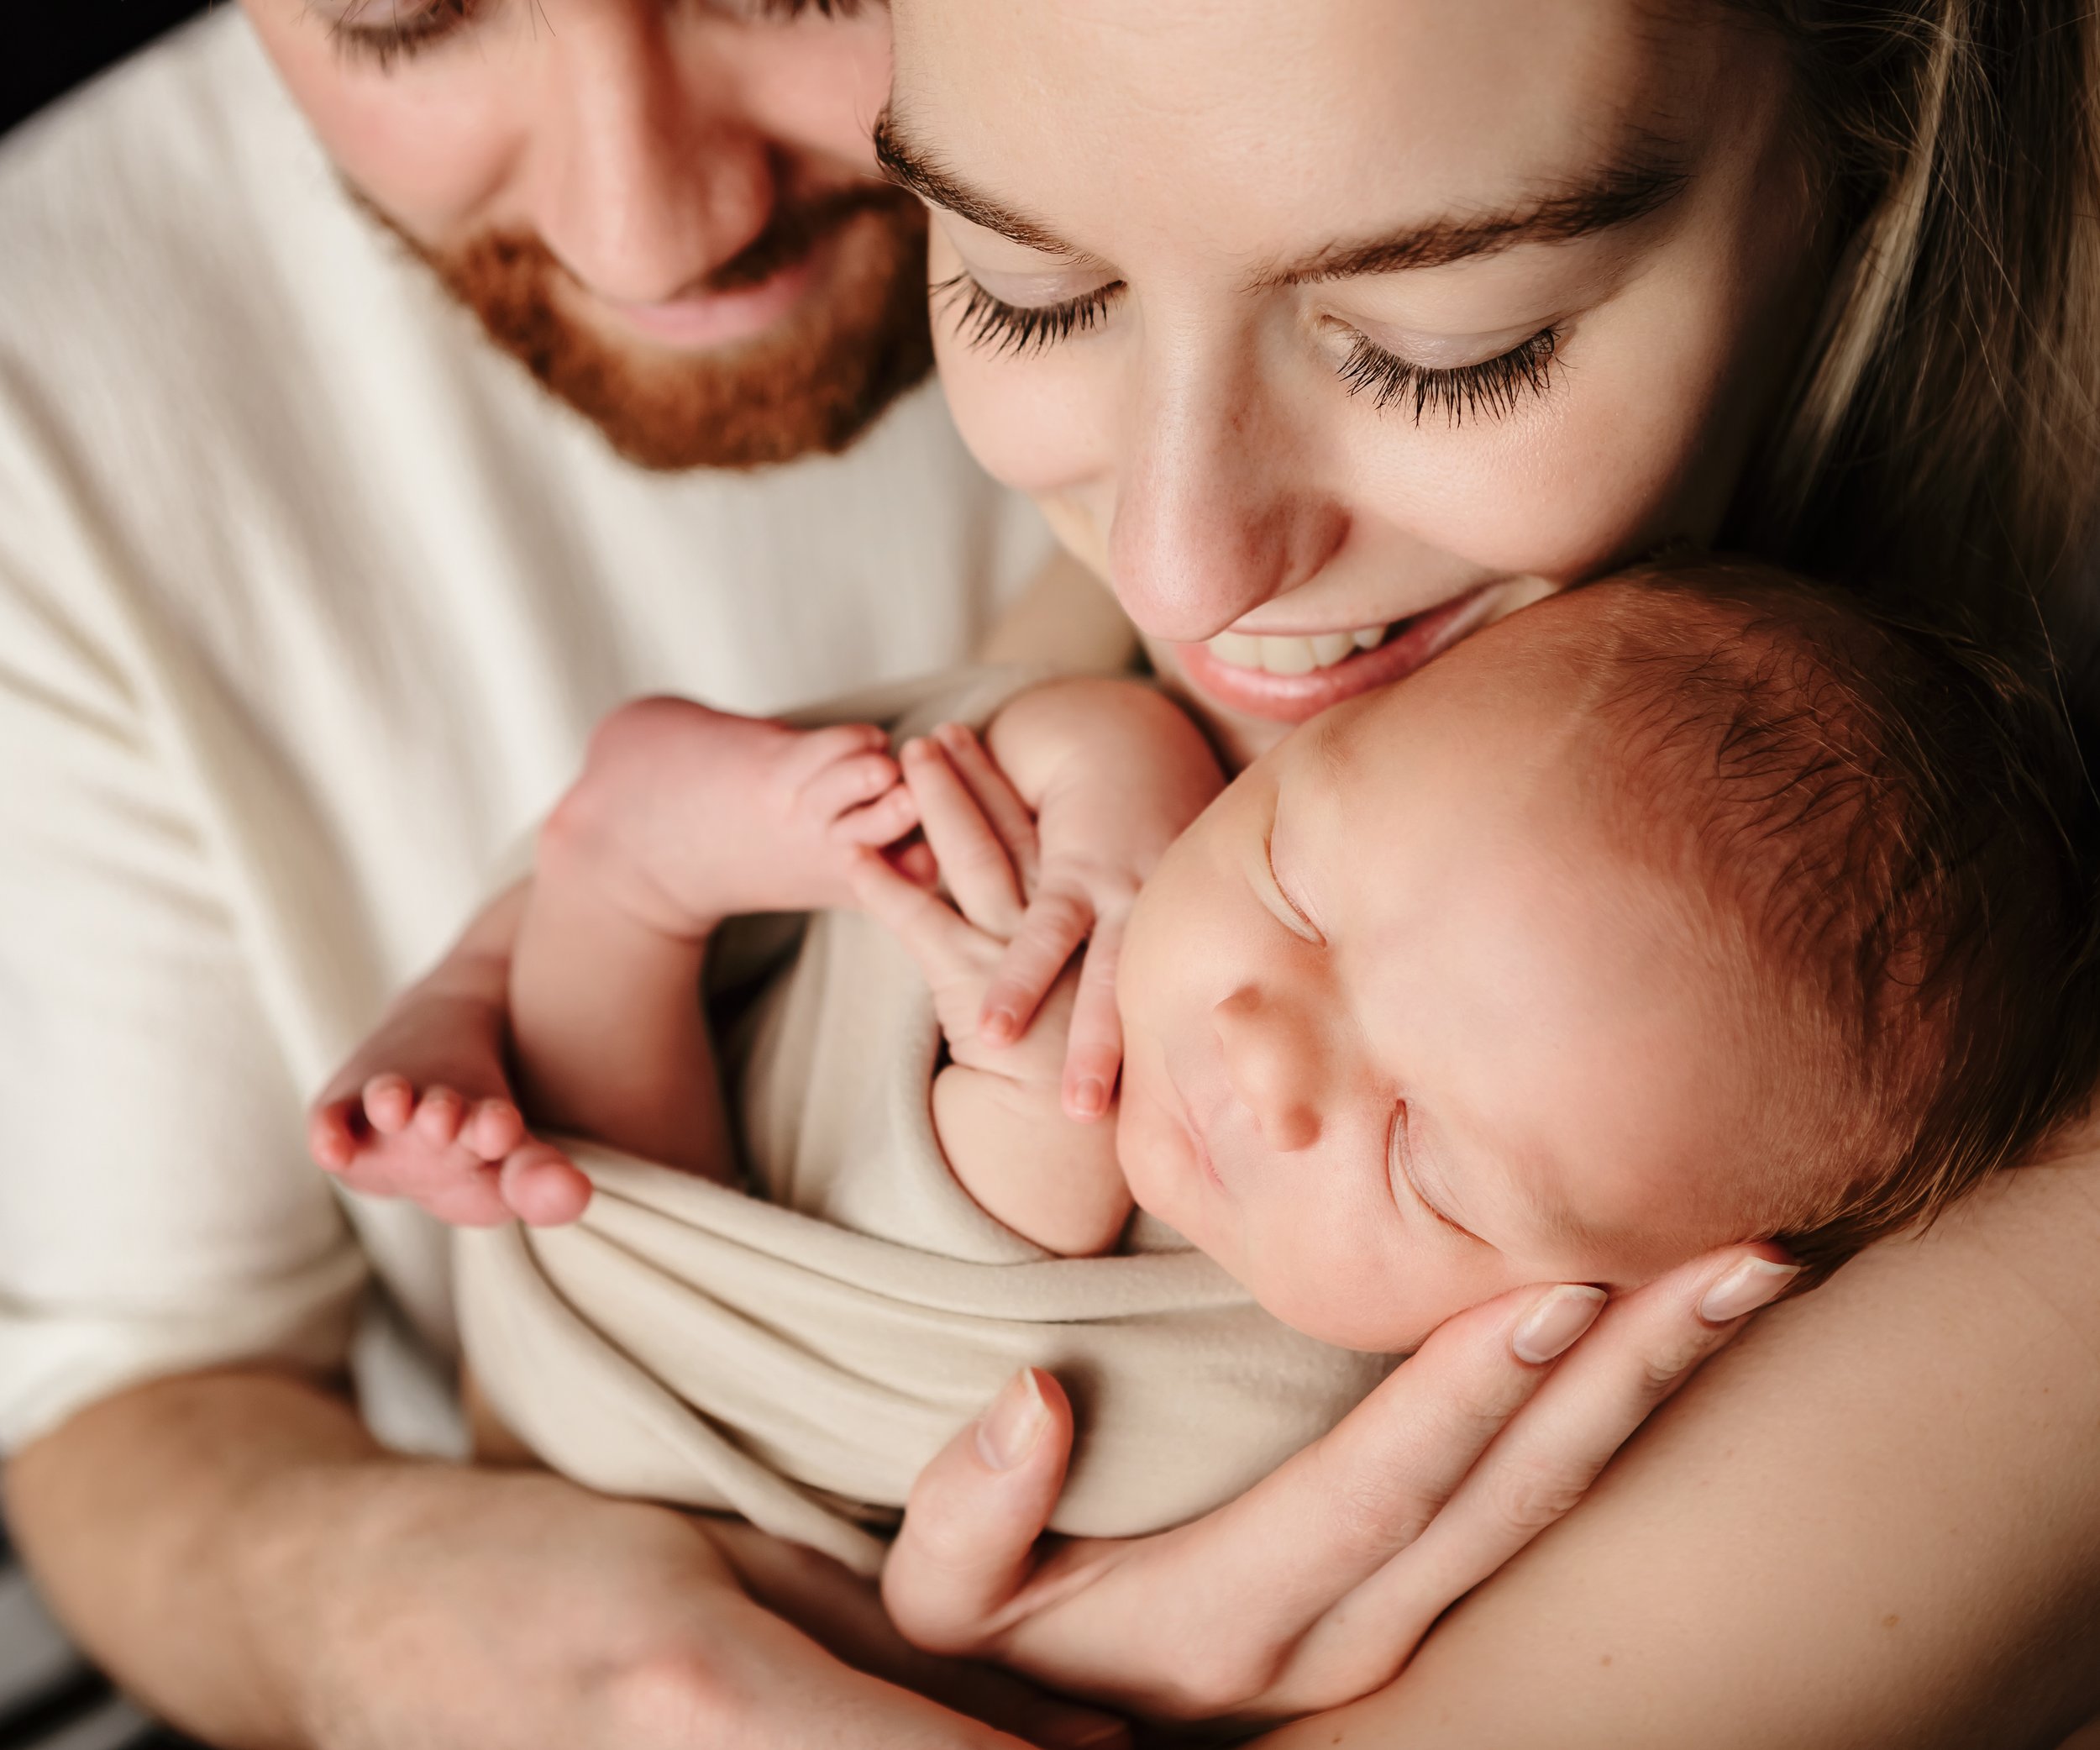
[880,1246,1801,1726]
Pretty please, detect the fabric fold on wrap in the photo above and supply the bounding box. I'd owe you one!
[457,666,1394,1576]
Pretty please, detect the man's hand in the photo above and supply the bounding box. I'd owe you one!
[9,1370,1126,1750]
[881,1247,1801,1726]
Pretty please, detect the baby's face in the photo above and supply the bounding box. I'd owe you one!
[1117,623,1803,1352]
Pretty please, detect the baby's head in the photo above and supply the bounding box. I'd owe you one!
[1117,559,2100,1352]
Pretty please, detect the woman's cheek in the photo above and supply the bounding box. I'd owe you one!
[1345,322,1740,585]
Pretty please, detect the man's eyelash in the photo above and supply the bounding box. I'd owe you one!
[328,0,865,70]
[931,272,1126,357]
[1337,326,1559,426]
[328,0,473,68]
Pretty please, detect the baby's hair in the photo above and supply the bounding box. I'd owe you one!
[1568,556,2100,1279]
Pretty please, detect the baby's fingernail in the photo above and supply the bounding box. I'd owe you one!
[1698,1258,1803,1323]
[976,1369,1051,1472]
[1512,1284,1608,1364]
[983,1009,1018,1042]
[1070,1078,1108,1119]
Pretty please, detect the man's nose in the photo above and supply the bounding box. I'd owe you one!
[1106,340,1347,644]
[1212,985,1323,1154]
[525,8,774,306]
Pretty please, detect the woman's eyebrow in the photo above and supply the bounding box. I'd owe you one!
[875,106,1688,281]
[874,109,1085,259]
[1260,154,1689,286]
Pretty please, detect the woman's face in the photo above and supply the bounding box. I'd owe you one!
[886,0,1826,760]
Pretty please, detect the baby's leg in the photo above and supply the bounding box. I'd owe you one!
[508,697,918,1179]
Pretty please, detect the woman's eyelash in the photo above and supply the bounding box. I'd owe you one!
[328,0,473,68]
[931,272,1126,357]
[1338,326,1559,426]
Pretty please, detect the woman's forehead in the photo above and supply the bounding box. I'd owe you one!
[888,0,1751,266]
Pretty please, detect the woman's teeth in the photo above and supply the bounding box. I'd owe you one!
[1204,623,1389,675]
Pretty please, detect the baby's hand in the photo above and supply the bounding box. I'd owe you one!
[849,735,1073,1092]
[911,687,1223,1121]
[309,923,591,1228]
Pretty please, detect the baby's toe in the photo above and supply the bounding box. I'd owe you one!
[805,749,903,826]
[421,1166,510,1228]
[363,1074,417,1133]
[500,1143,592,1227]
[465,1099,527,1161]
[308,1101,362,1170]
[412,1086,467,1145]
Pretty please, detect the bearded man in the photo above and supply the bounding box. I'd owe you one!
[0,7,1133,1747]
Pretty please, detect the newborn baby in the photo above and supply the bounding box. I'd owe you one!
[312,554,2099,1506]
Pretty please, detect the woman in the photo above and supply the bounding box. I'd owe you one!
[866,0,2100,1742]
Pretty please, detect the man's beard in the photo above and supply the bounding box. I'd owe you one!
[359,183,935,471]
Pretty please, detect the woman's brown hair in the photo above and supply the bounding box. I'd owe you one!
[1729,1,2100,670]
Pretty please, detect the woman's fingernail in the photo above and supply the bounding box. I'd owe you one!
[975,1369,1051,1471]
[1512,1284,1608,1364]
[983,1009,1017,1042]
[1698,1258,1804,1323]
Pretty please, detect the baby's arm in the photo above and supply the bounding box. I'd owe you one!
[856,680,1224,1256]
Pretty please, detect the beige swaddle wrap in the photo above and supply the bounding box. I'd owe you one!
[455,670,1394,1577]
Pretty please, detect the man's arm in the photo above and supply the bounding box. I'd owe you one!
[7,1369,1116,1750]
[1257,1147,2100,1748]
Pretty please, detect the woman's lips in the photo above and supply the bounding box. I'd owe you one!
[1172,587,1492,723]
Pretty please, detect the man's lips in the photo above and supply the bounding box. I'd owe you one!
[1173,587,1492,723]
[592,245,823,351]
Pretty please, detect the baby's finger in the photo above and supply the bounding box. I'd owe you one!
[932,723,1041,894]
[891,838,940,888]
[981,888,1093,1046]
[1060,926,1126,1121]
[499,1143,593,1226]
[848,846,990,980]
[904,739,1026,935]
[833,783,920,849]
[802,749,904,825]
[362,1073,416,1135]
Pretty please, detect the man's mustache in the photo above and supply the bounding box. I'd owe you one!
[704,183,921,294]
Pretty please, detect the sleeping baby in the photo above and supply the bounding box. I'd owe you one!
[309,553,2100,1574]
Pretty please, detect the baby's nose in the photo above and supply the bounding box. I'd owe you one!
[1212,987,1323,1153]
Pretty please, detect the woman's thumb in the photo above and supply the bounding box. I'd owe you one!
[882,1369,1073,1655]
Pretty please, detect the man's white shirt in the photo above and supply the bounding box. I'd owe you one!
[0,12,1050,1453]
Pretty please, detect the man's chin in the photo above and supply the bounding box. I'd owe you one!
[356,186,935,472]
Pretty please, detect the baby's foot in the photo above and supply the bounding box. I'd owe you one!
[309,985,591,1227]
[538,697,921,938]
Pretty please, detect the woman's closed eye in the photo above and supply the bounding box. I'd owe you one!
[932,272,1128,357]
[1336,324,1559,426]
[934,267,1560,426]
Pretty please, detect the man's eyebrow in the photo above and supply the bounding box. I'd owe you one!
[873,108,1082,260]
[1260,154,1689,286]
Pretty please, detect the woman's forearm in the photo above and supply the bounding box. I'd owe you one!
[1257,1151,2100,1748]
[5,1368,386,1747]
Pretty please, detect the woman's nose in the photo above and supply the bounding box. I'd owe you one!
[524,8,774,307]
[1106,346,1347,644]
[1212,985,1323,1153]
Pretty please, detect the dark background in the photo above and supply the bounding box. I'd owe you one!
[3,2,213,138]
